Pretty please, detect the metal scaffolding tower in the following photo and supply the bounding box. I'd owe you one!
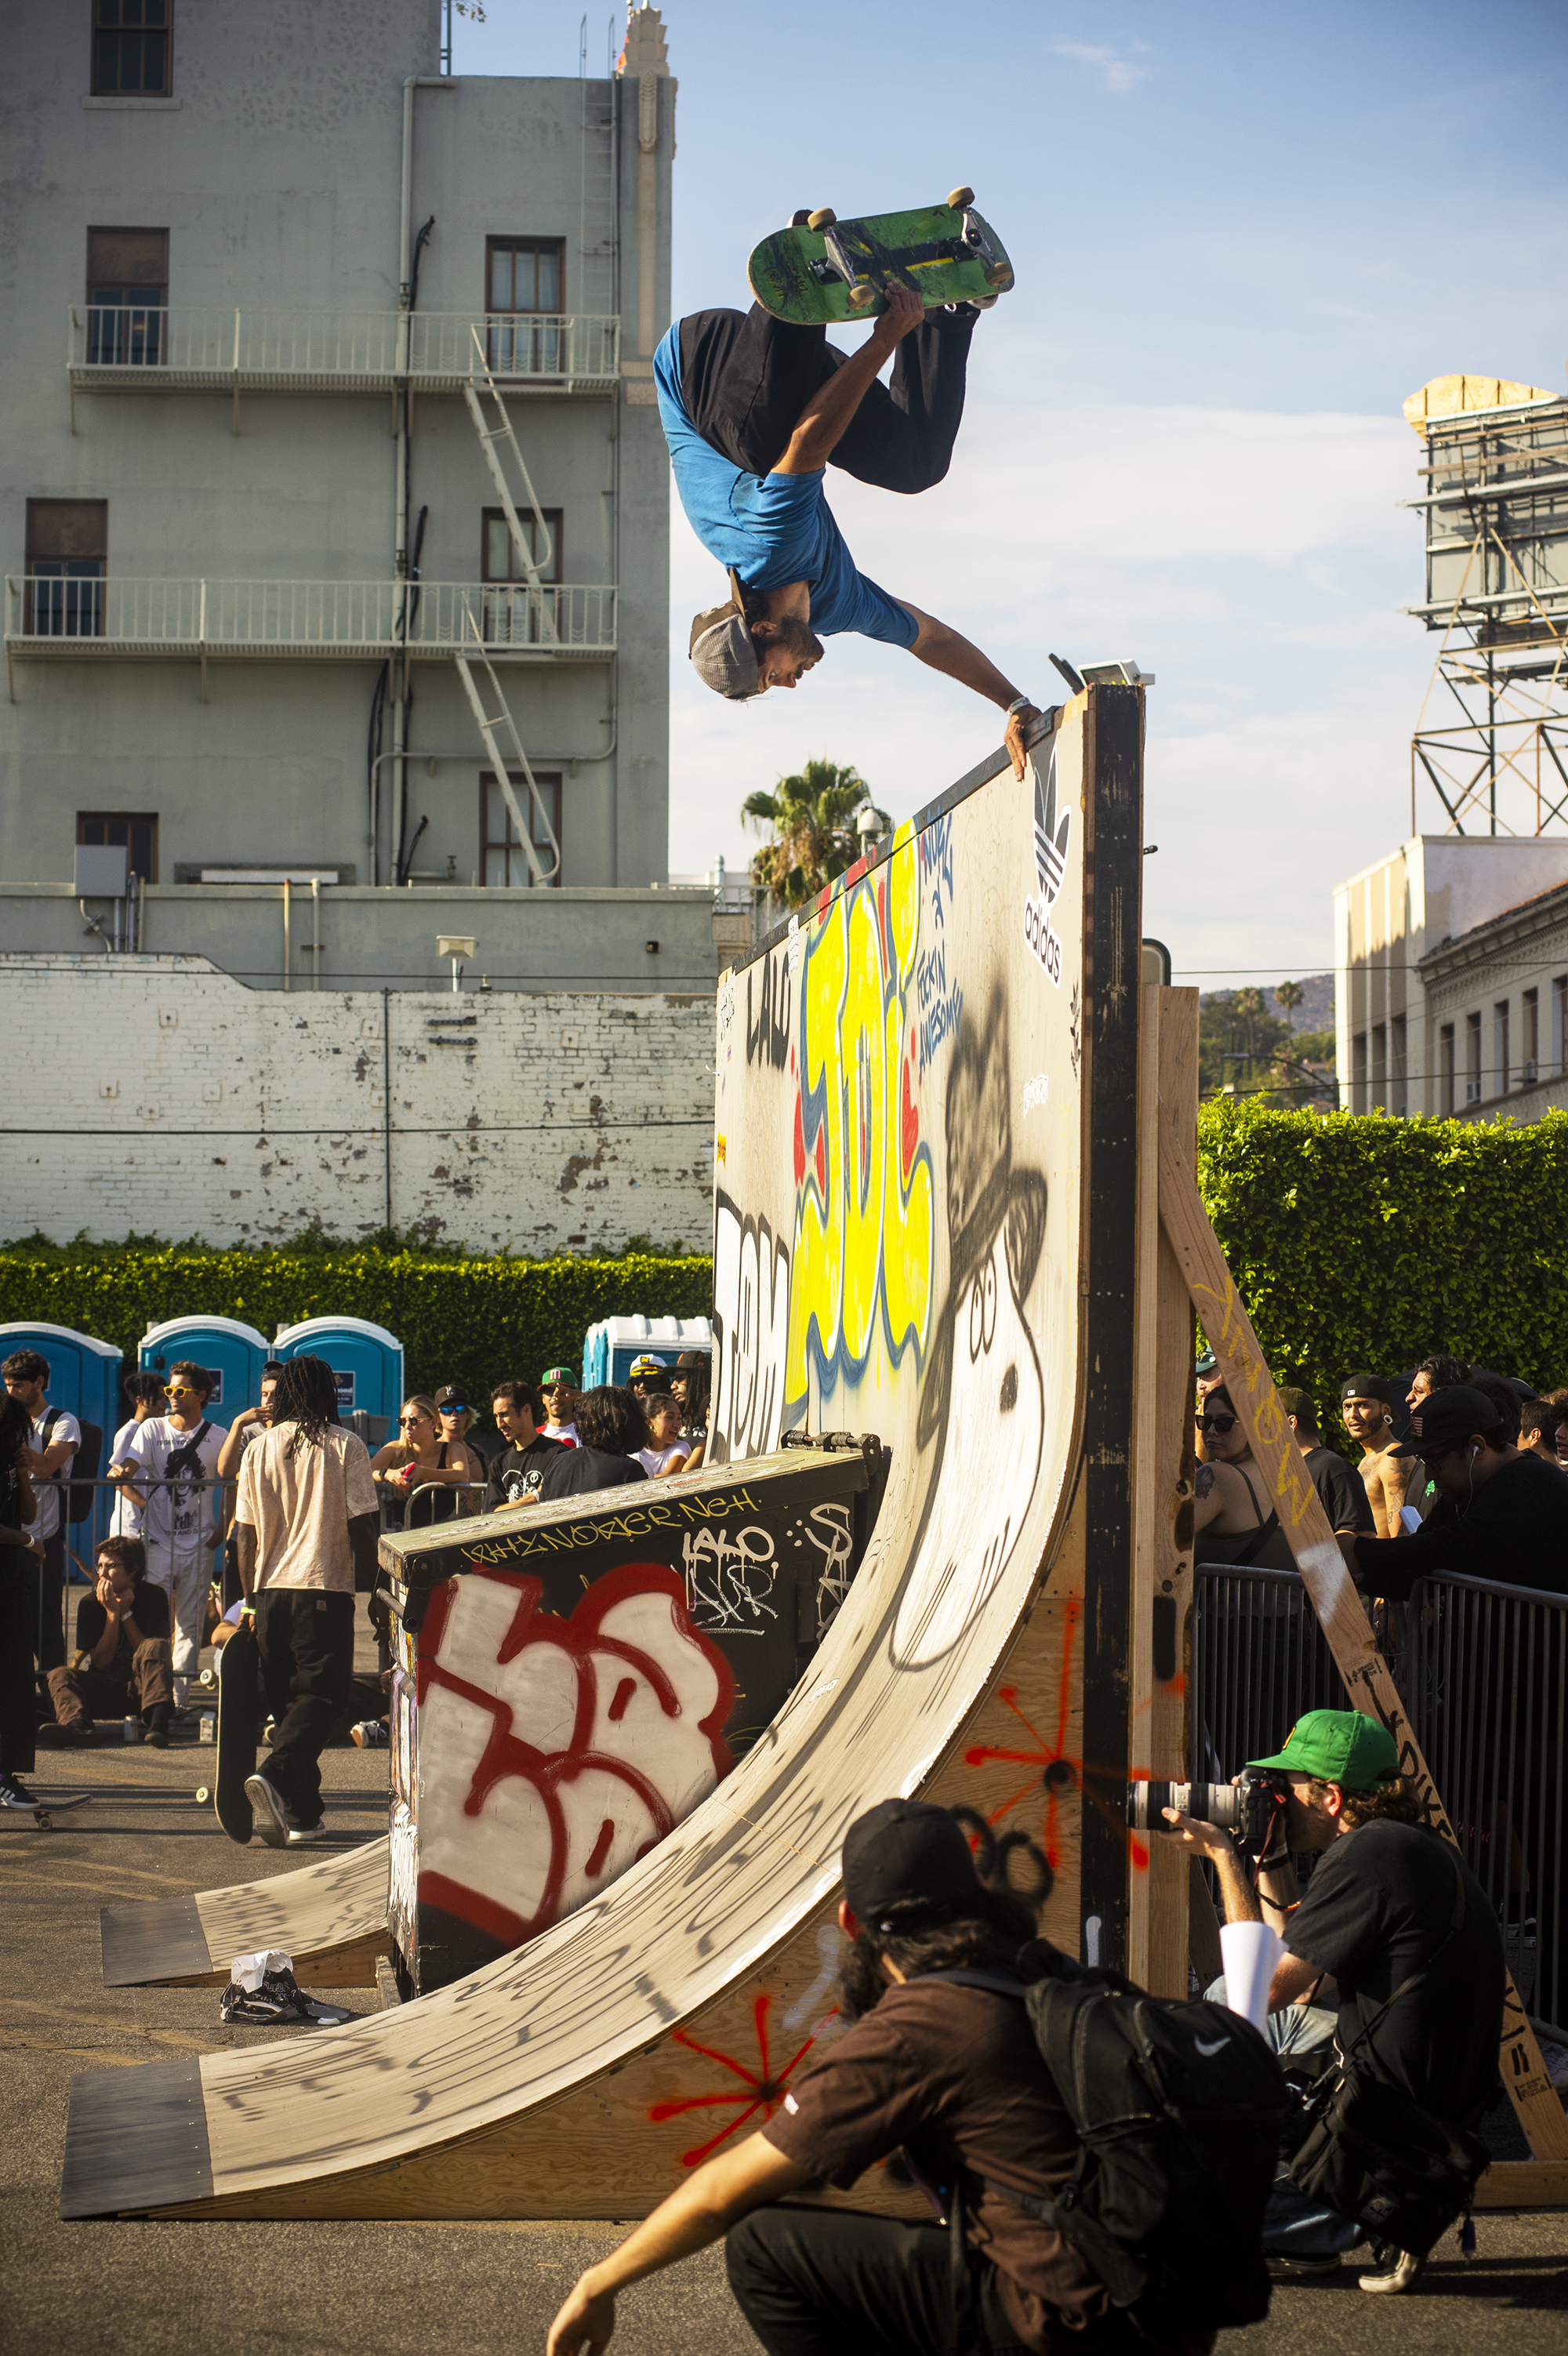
[1403,375,1568,837]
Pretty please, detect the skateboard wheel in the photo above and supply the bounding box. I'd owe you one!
[947,186,975,211]
[848,285,876,308]
[984,263,1010,286]
[195,1786,211,1803]
[34,1812,52,1829]
[806,208,837,231]
[788,209,811,228]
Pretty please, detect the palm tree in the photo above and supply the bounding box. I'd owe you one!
[1275,978,1305,1024]
[741,759,890,911]
[1232,987,1265,1082]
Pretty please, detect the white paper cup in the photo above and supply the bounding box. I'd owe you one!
[1218,1919,1283,2033]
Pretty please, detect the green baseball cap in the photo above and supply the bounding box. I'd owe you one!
[540,1366,575,1388]
[1247,1708,1399,1788]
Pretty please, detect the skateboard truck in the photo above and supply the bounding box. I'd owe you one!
[808,205,1011,306]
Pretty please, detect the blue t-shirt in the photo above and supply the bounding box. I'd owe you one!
[655,325,918,651]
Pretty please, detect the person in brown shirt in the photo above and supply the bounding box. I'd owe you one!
[547,1799,1211,2356]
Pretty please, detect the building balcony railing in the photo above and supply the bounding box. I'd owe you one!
[4,578,617,663]
[66,308,621,394]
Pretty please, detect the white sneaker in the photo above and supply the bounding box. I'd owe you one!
[244,1773,289,1848]
[350,1720,389,1749]
[286,1821,328,1845]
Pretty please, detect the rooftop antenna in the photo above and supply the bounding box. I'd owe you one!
[579,12,587,74]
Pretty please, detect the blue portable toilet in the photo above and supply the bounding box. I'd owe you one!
[0,1321,122,1556]
[139,1315,271,1431]
[273,1316,404,1447]
[580,1315,713,1390]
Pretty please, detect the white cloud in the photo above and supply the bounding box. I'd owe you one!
[1054,38,1152,95]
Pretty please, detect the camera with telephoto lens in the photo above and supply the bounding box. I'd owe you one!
[1126,1772,1289,1858]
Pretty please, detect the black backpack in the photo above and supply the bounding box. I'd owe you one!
[931,1951,1287,2336]
[42,1408,103,1529]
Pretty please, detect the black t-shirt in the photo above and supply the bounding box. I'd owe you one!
[1285,1819,1504,2123]
[74,1581,172,1665]
[1304,1445,1375,1534]
[1351,1448,1568,1599]
[485,1435,565,1512]
[536,1446,648,1503]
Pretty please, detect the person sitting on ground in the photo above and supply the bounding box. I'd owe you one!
[536,1387,649,1504]
[1160,1708,1504,2296]
[0,1392,44,1813]
[1191,1387,1296,1570]
[485,1381,564,1511]
[233,1355,379,1848]
[39,1535,174,1749]
[369,1396,483,1526]
[1277,1388,1375,1543]
[548,1796,1191,2356]
[1518,1393,1567,1472]
[109,1361,224,1712]
[434,1385,492,1473]
[108,1370,165,1535]
[539,1367,579,1447]
[1339,1374,1423,1537]
[1340,1383,1568,1599]
[637,1393,691,1480]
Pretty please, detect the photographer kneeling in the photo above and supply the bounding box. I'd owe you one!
[1160,1709,1504,2296]
[549,1799,1214,2356]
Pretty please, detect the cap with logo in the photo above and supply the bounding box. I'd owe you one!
[1247,1708,1400,1788]
[1340,1371,1393,1404]
[627,1353,670,1380]
[689,568,760,701]
[1391,1384,1503,1458]
[675,1349,708,1371]
[840,1797,985,1930]
[539,1366,576,1389]
[433,1385,467,1412]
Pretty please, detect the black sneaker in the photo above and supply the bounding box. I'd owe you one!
[244,1773,290,1848]
[0,1773,39,1811]
[260,1965,353,2025]
[220,1976,315,2026]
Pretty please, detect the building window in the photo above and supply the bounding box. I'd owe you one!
[1493,1000,1510,1096]
[1555,975,1567,1075]
[86,227,167,363]
[1465,1010,1482,1104]
[481,772,561,888]
[481,506,561,645]
[1521,987,1539,1084]
[25,500,107,637]
[1391,1013,1407,1100]
[1351,1030,1367,1113]
[485,238,566,372]
[92,0,172,96]
[78,811,158,884]
[1439,1022,1455,1116]
[1371,1022,1387,1099]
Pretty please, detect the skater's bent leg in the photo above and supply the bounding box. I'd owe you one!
[831,308,976,494]
[679,306,836,476]
[726,2205,956,2356]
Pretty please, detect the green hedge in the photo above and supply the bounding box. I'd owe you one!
[1197,1102,1568,1423]
[0,1235,713,1405]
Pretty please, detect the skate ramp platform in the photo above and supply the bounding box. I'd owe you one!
[63,687,1146,2220]
[99,1835,393,1988]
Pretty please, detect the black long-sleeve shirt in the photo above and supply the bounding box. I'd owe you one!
[1349,1450,1568,1599]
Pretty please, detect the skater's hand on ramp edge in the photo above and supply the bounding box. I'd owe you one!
[900,601,1040,777]
[546,2133,808,2353]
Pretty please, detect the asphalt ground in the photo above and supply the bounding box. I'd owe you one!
[3,1627,1566,2356]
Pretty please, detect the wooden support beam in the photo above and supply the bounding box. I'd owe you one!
[1156,1106,1568,2163]
[1127,986,1199,1996]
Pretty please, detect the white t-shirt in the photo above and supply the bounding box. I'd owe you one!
[25,1408,82,1543]
[235,1420,378,1593]
[543,1420,579,1447]
[115,1414,225,1551]
[108,1414,151,1535]
[637,1442,690,1478]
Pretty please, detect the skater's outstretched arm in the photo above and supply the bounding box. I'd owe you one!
[898,601,1040,779]
[773,285,925,475]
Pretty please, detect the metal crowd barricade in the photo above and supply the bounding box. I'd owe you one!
[1192,1561,1567,2030]
[379,1475,488,1534]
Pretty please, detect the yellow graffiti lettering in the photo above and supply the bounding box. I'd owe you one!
[840,890,886,1365]
[1254,1390,1284,1447]
[788,899,848,1402]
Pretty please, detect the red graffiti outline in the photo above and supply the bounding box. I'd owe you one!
[416,1562,735,1948]
[648,1991,833,2167]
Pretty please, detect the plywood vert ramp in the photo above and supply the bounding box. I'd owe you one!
[63,688,1142,2220]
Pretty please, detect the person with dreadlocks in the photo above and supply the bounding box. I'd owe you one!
[231,1353,379,1846]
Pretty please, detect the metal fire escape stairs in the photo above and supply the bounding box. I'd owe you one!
[455,326,562,880]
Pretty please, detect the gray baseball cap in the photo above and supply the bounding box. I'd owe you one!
[689,568,760,700]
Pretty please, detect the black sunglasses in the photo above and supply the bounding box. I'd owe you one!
[1197,1411,1238,1435]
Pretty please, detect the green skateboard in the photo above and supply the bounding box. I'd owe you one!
[747,187,1014,328]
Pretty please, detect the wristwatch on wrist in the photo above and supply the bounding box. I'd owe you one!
[1006,694,1035,717]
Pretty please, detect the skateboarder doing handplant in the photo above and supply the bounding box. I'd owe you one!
[232,1355,379,1846]
[658,283,1041,779]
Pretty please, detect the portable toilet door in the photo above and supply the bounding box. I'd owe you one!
[272,1316,404,1449]
[138,1316,271,1433]
[0,1321,122,1557]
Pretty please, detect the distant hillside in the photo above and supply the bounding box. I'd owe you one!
[1200,971,1333,1034]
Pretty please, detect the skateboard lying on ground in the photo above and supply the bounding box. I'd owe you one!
[748,188,1014,327]
[215,1621,260,1843]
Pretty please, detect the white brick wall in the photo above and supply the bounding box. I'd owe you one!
[1,956,716,1254]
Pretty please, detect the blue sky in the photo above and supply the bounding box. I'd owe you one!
[454,0,1568,986]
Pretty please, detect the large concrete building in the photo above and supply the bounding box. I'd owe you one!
[0,0,725,992]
